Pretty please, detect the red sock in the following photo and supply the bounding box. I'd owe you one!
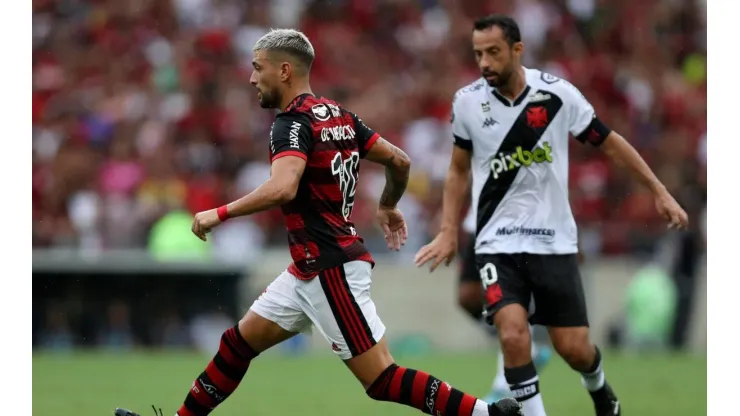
[176,325,259,416]
[366,364,480,415]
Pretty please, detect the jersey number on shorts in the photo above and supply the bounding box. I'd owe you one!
[479,263,498,289]
[331,151,360,221]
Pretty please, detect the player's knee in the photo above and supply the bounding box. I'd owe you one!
[498,323,530,359]
[365,363,398,401]
[235,310,292,353]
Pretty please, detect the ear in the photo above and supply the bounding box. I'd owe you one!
[512,41,524,58]
[279,62,292,82]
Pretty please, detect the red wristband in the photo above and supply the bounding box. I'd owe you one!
[217,205,230,222]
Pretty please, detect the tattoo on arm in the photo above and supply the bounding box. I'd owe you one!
[379,145,410,207]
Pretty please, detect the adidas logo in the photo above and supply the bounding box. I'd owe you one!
[331,343,342,352]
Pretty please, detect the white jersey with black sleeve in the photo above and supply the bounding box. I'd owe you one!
[451,67,611,255]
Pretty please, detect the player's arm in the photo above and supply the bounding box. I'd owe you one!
[439,146,472,236]
[568,82,662,193]
[364,138,411,207]
[598,132,666,195]
[351,112,411,208]
[440,94,474,237]
[414,94,472,270]
[226,157,306,217]
[223,114,312,218]
[191,113,311,241]
[566,81,688,229]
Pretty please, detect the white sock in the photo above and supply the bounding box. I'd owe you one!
[580,348,606,392]
[506,363,547,416]
[473,399,491,415]
[581,363,605,392]
[511,376,547,416]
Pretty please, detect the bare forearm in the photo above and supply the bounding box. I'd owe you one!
[375,142,411,208]
[379,166,409,208]
[226,180,291,218]
[440,168,470,234]
[603,132,666,195]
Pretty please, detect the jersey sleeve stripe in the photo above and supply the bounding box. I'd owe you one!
[271,150,308,163]
[364,132,381,151]
[453,134,473,151]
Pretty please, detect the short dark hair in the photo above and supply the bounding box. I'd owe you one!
[473,15,522,45]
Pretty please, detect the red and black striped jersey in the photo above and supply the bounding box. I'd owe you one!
[269,93,378,280]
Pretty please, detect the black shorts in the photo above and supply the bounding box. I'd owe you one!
[458,233,480,284]
[477,253,589,328]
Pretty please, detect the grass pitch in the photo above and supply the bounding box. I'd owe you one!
[33,350,705,415]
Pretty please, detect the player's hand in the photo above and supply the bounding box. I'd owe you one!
[414,230,458,273]
[376,205,408,251]
[191,209,222,242]
[655,190,689,230]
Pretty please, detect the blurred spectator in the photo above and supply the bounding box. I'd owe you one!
[39,302,74,351]
[98,300,136,351]
[32,0,706,257]
[189,309,233,355]
[157,306,192,348]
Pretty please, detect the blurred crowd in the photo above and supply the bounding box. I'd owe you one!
[32,0,707,259]
[39,297,236,352]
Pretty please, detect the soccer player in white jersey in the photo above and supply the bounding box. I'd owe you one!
[457,208,553,404]
[415,15,688,416]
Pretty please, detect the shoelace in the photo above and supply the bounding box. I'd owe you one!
[151,405,164,416]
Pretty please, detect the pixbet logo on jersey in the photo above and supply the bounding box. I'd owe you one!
[490,141,553,179]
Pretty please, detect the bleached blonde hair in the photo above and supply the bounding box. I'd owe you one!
[254,29,315,72]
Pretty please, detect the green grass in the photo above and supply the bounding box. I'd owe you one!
[33,350,706,415]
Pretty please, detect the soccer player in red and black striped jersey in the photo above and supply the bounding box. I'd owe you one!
[114,29,521,416]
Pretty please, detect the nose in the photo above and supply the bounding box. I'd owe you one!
[249,71,258,85]
[479,56,493,72]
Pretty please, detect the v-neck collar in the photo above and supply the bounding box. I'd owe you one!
[491,85,531,108]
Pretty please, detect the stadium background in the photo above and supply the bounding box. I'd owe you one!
[32,0,707,414]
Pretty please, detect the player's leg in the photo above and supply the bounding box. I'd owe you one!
[298,261,522,416]
[352,337,519,416]
[487,326,553,404]
[486,303,553,404]
[457,235,511,400]
[481,254,548,416]
[458,233,488,321]
[174,271,310,416]
[528,254,620,416]
[457,238,551,404]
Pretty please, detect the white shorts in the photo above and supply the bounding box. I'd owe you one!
[250,260,386,360]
